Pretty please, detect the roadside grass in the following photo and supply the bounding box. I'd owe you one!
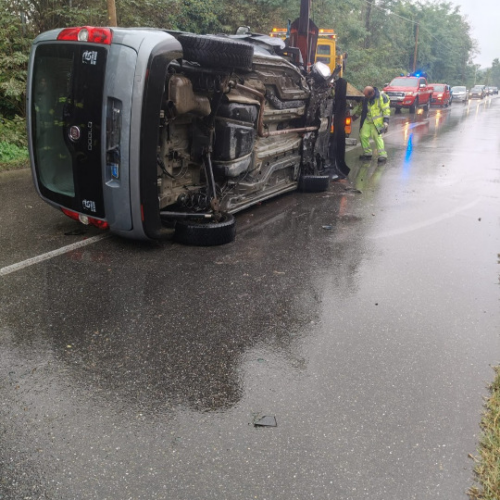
[0,141,29,172]
[469,366,500,499]
[0,116,29,171]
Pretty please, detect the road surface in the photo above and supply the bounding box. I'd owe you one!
[1,97,499,500]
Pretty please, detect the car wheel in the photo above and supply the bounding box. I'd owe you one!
[299,175,330,192]
[174,213,236,246]
[409,99,418,113]
[178,34,254,72]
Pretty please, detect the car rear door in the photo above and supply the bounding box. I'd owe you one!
[29,42,108,219]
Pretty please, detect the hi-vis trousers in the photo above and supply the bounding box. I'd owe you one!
[359,121,387,158]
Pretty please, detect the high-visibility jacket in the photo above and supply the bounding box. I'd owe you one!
[353,88,390,134]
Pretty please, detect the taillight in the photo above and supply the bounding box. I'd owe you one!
[345,116,352,135]
[61,208,109,230]
[61,208,80,221]
[57,26,113,45]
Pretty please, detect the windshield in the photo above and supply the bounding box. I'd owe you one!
[432,85,445,92]
[316,44,331,55]
[452,86,466,92]
[389,78,418,88]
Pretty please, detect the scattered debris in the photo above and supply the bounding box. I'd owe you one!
[343,186,362,193]
[322,225,333,230]
[253,415,277,427]
[64,228,86,236]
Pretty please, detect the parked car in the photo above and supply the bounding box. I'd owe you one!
[26,26,350,245]
[450,86,468,102]
[470,85,486,99]
[486,86,498,95]
[430,83,452,107]
[383,76,433,113]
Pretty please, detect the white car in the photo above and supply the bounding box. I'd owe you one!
[451,86,468,102]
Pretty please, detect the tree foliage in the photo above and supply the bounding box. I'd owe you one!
[0,0,493,129]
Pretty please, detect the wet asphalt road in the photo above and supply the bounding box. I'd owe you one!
[1,98,500,500]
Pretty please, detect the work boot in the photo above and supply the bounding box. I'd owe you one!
[378,156,387,163]
[359,154,372,160]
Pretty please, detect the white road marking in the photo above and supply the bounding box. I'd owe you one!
[0,234,109,277]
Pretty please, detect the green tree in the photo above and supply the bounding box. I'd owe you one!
[0,2,32,117]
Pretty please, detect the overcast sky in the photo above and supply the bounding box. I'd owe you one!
[449,0,500,67]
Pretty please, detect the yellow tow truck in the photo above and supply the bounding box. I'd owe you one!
[269,27,346,77]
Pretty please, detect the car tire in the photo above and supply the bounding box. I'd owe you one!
[178,34,254,72]
[174,213,236,246]
[299,175,330,192]
[409,99,418,114]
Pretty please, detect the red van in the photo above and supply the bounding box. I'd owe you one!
[430,84,452,107]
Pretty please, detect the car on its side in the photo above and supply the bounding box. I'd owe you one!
[26,26,350,245]
[470,85,486,99]
[451,86,468,103]
[429,83,452,107]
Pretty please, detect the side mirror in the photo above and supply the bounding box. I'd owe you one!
[236,26,251,35]
[419,83,426,88]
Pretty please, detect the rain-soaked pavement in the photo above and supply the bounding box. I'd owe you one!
[1,98,500,499]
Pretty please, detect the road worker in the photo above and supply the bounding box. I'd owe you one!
[352,86,390,162]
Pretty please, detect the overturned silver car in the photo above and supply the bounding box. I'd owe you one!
[27,27,349,245]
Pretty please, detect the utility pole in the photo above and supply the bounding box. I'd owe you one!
[364,0,374,49]
[461,46,466,85]
[412,23,419,73]
[108,0,117,27]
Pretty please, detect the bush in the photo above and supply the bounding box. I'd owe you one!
[0,115,27,148]
[0,141,28,162]
[0,115,29,170]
